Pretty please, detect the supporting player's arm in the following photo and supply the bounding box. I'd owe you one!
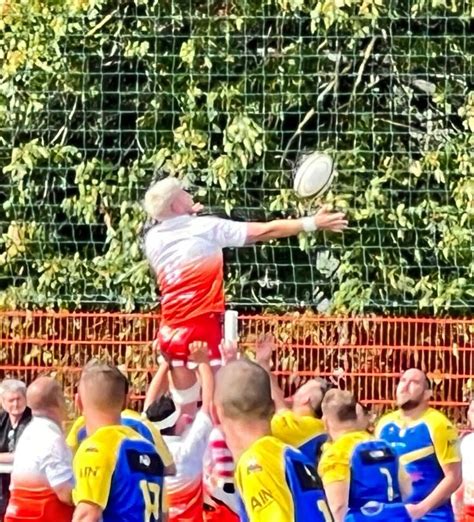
[144,358,170,412]
[189,341,214,415]
[246,206,348,244]
[323,481,349,522]
[255,334,290,412]
[405,419,461,520]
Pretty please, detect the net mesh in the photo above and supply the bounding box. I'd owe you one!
[0,0,472,313]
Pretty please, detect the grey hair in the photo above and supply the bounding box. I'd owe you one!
[143,177,182,221]
[0,379,27,397]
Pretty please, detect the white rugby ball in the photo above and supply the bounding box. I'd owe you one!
[293,152,336,198]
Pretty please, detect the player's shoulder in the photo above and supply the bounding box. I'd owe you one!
[376,409,401,430]
[78,425,142,455]
[237,436,286,476]
[422,407,454,430]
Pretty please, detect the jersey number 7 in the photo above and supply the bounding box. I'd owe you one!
[140,480,161,521]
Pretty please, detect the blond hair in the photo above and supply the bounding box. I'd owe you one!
[143,177,182,220]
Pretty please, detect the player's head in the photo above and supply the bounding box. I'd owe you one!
[321,389,358,438]
[396,368,431,411]
[468,399,474,429]
[78,361,128,417]
[27,376,67,423]
[292,378,329,419]
[214,359,274,432]
[143,177,194,221]
[146,395,192,436]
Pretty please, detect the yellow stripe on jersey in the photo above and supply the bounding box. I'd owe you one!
[399,446,435,466]
[318,431,372,486]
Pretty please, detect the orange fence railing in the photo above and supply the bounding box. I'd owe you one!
[0,311,473,425]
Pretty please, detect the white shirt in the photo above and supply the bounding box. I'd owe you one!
[461,433,474,506]
[164,410,213,490]
[144,215,247,325]
[11,416,73,490]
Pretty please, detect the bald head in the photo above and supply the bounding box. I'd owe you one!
[215,359,274,422]
[293,379,328,418]
[27,377,65,415]
[79,363,128,414]
[397,368,431,411]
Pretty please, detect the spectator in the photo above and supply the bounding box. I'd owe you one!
[0,380,32,519]
[214,358,331,522]
[5,377,74,522]
[256,334,328,467]
[147,342,214,522]
[318,389,410,522]
[72,363,167,522]
[376,369,461,521]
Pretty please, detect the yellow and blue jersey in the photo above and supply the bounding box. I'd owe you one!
[67,409,173,468]
[271,410,328,467]
[73,425,166,522]
[319,430,410,522]
[376,407,460,521]
[235,435,332,522]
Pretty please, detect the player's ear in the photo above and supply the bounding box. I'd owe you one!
[424,388,432,401]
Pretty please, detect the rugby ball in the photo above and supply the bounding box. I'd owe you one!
[293,152,336,198]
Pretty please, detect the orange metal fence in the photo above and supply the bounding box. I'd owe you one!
[0,311,473,425]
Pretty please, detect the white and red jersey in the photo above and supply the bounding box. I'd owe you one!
[144,215,247,326]
[164,410,213,522]
[6,417,74,522]
[203,427,239,513]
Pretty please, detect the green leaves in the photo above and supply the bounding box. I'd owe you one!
[0,0,472,315]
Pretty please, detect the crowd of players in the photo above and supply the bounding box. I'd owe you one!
[0,176,472,521]
[0,340,473,522]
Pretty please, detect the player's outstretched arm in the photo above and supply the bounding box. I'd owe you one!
[246,205,348,244]
[255,334,288,412]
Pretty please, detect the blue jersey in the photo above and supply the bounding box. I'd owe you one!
[67,409,173,469]
[236,435,331,522]
[319,431,410,522]
[73,425,165,522]
[376,408,460,522]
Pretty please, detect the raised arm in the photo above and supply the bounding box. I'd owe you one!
[255,334,288,412]
[189,342,214,415]
[246,205,348,244]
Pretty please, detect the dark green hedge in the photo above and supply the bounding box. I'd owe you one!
[0,0,472,313]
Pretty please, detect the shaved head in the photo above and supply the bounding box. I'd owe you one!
[27,377,65,414]
[293,378,328,418]
[321,389,358,423]
[79,363,128,414]
[397,368,431,411]
[215,359,274,422]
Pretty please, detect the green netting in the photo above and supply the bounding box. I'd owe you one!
[0,0,473,313]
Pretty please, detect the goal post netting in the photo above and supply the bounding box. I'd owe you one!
[0,0,472,314]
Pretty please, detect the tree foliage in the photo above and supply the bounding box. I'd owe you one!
[0,0,472,314]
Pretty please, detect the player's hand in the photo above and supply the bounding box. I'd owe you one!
[189,341,210,364]
[255,333,275,368]
[219,340,238,364]
[191,202,204,214]
[406,503,426,520]
[313,205,348,232]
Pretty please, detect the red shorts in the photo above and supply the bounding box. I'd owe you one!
[157,313,223,364]
[5,489,74,522]
[204,502,239,522]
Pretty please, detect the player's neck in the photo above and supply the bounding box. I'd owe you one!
[330,424,360,441]
[223,420,271,462]
[84,411,122,436]
[398,403,429,421]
